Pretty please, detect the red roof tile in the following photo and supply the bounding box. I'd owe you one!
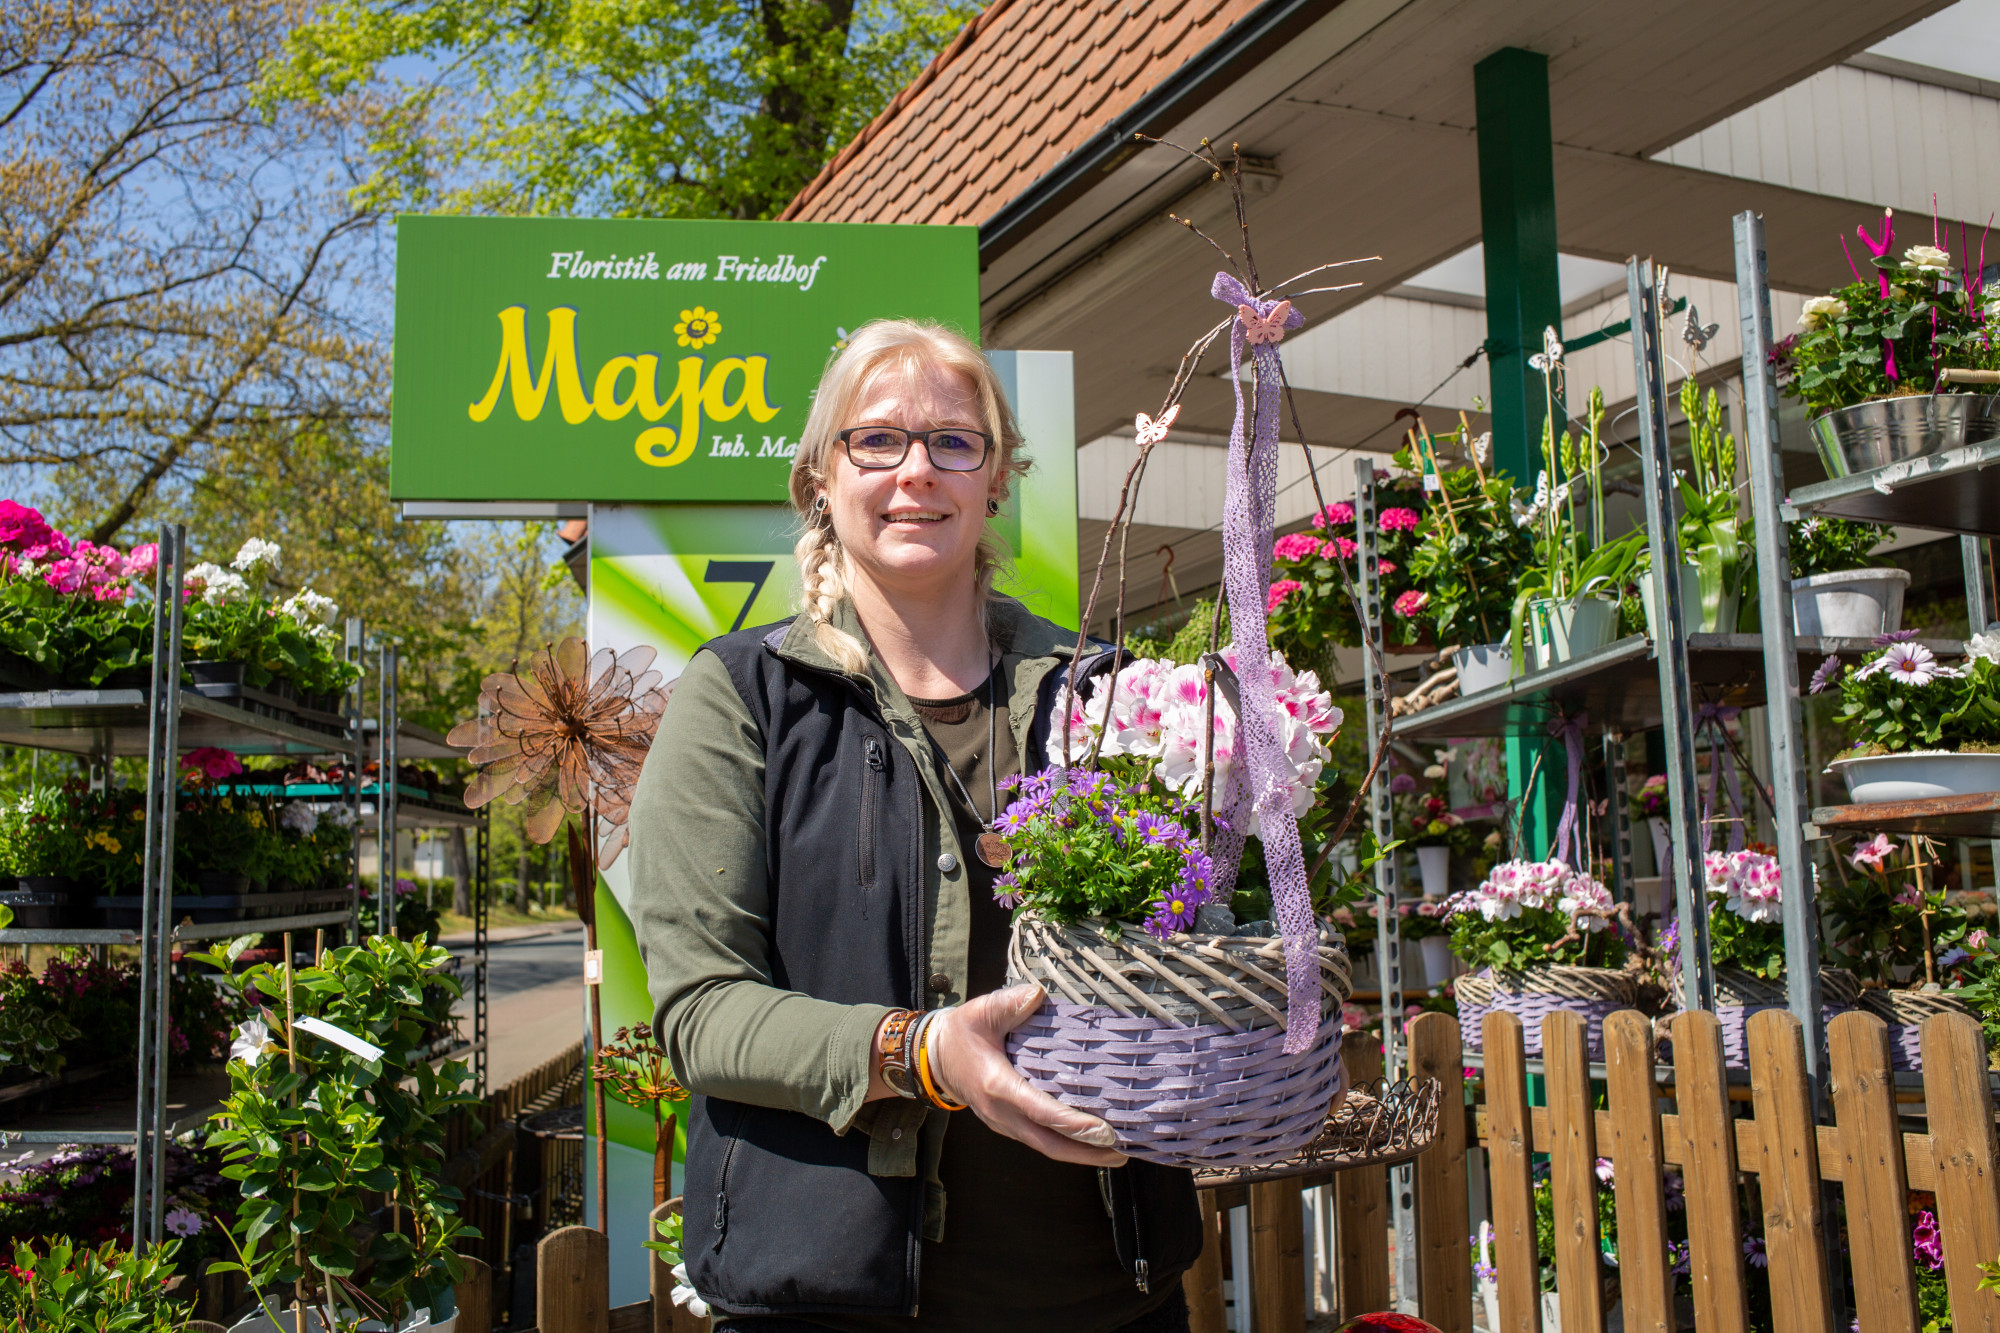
[781,0,1270,226]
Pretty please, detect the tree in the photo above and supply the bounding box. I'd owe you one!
[0,0,387,540]
[260,0,981,220]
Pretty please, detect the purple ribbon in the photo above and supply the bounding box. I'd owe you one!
[1211,270,1315,1056]
[1547,711,1588,869]
[1695,703,1745,853]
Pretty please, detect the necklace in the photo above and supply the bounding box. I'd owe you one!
[936,660,1013,870]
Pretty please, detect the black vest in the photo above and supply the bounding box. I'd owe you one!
[679,620,1202,1318]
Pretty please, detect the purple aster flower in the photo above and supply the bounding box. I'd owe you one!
[1742,1235,1767,1269]
[994,872,1023,909]
[1873,629,1922,645]
[1131,811,1177,845]
[1669,1240,1691,1276]
[1809,654,1842,694]
[1145,881,1209,937]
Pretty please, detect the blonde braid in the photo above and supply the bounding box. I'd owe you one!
[794,511,870,673]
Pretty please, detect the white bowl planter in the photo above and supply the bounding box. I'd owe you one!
[1829,750,2000,803]
[1791,567,1909,639]
[1453,641,1513,695]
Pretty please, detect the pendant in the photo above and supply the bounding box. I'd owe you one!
[976,831,1013,869]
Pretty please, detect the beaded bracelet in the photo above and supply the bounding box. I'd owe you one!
[913,1007,969,1112]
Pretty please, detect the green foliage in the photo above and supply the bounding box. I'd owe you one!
[1705,893,1786,980]
[0,950,243,1083]
[0,969,81,1079]
[1777,247,2000,416]
[645,1210,685,1266]
[1403,450,1534,649]
[1821,837,1970,985]
[1126,599,1232,667]
[0,579,151,687]
[260,0,980,221]
[1789,516,1891,580]
[199,935,477,1327]
[1629,380,1747,637]
[0,1236,189,1332]
[1832,646,2000,755]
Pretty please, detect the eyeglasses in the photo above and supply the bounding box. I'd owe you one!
[838,425,993,473]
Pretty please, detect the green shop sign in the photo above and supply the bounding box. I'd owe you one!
[391,216,979,501]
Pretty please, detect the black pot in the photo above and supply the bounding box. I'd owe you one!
[1,879,77,929]
[186,660,246,688]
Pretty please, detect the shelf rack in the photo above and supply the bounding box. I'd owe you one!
[0,525,482,1247]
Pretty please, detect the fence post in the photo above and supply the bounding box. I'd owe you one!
[1484,1011,1539,1333]
[1409,1011,1470,1333]
[537,1225,610,1333]
[1603,1011,1671,1333]
[1545,1011,1606,1333]
[1828,1012,1917,1333]
[1185,1191,1228,1333]
[454,1255,493,1333]
[1746,1010,1833,1333]
[1672,1010,1748,1333]
[1249,1178,1307,1332]
[1922,1012,2000,1332]
[1335,1031,1391,1318]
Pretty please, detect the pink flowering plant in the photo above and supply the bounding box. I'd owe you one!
[1828,634,2000,755]
[1702,848,1789,979]
[1629,774,1669,820]
[1445,859,1626,971]
[1266,472,1432,654]
[1822,833,1974,988]
[1400,431,1534,650]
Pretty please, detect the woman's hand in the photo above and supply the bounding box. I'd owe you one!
[927,983,1127,1168]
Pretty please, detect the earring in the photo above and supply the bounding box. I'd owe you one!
[986,498,1000,516]
[814,494,829,514]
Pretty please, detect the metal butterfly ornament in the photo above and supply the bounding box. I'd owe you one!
[1134,403,1181,446]
[1236,299,1296,345]
[1683,303,1720,351]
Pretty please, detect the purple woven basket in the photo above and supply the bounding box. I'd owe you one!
[1455,971,1495,1054]
[1005,916,1353,1168]
[1861,986,1969,1072]
[1490,966,1635,1060]
[1694,968,1861,1069]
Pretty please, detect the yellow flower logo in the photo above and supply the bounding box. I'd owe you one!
[676,307,720,349]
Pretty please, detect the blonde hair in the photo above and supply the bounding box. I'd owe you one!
[788,319,1030,673]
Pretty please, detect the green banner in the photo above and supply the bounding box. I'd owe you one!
[391,216,979,501]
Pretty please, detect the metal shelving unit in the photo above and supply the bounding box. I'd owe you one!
[0,525,479,1240]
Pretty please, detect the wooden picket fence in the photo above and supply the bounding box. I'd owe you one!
[433,1008,2000,1333]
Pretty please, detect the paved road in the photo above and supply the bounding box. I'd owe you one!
[454,924,589,1091]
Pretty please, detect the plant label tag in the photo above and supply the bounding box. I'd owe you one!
[293,1016,385,1063]
[1423,472,1441,492]
[584,949,604,986]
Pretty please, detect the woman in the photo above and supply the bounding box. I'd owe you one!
[629,319,1201,1331]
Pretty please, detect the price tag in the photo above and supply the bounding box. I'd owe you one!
[1422,472,1441,492]
[293,1016,385,1063]
[584,949,604,986]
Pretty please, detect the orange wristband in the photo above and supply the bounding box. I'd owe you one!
[915,1010,969,1112]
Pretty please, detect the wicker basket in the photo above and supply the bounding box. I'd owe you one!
[1489,965,1636,1060]
[1455,970,1495,1054]
[1666,968,1860,1068]
[1004,915,1353,1168]
[1861,986,1971,1072]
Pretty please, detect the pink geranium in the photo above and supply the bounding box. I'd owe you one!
[1272,532,1323,562]
[1392,589,1428,617]
[1309,501,1355,530]
[1378,507,1421,532]
[0,501,64,560]
[1321,536,1357,560]
[182,747,244,781]
[125,543,159,578]
[1267,578,1302,613]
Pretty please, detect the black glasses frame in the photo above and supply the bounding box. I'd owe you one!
[837,425,994,472]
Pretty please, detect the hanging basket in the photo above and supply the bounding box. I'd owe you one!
[1669,967,1860,1068]
[1004,915,1353,1168]
[1489,965,1636,1060]
[1455,970,1496,1054]
[1861,985,1971,1072]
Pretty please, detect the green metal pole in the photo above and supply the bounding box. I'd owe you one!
[1476,46,1565,859]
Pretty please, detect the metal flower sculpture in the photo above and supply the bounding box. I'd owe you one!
[446,637,668,867]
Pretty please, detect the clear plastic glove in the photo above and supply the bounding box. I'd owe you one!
[925,982,1126,1167]
[670,1262,711,1318]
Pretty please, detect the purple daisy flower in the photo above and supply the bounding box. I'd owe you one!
[994,872,1023,909]
[1808,654,1842,694]
[1145,881,1209,938]
[1872,629,1922,645]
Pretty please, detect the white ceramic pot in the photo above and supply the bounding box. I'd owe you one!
[1454,641,1514,695]
[1829,750,2000,803]
[1791,567,1910,639]
[1420,935,1454,988]
[1647,816,1670,877]
[1641,565,1740,635]
[1417,846,1451,898]
[1539,596,1619,663]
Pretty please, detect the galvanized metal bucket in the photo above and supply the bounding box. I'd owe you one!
[1811,393,2000,478]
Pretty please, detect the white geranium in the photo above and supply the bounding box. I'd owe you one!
[1969,631,2000,665]
[1903,244,1951,273]
[279,802,319,836]
[184,562,249,606]
[232,537,281,575]
[279,588,339,627]
[1799,296,1849,329]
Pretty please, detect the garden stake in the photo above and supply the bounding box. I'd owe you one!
[569,818,610,1239]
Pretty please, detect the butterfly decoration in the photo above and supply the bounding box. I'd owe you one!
[1236,299,1296,345]
[1527,324,1564,373]
[1683,304,1720,351]
[1134,403,1181,446]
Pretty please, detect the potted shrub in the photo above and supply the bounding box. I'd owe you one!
[199,934,477,1332]
[1445,857,1634,1059]
[1402,429,1536,693]
[1786,516,1906,639]
[0,1236,197,1331]
[1773,215,2000,477]
[1267,472,1435,660]
[1822,633,2000,801]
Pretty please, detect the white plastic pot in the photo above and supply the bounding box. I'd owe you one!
[1417,846,1451,898]
[1536,596,1619,664]
[1641,565,1740,635]
[1829,750,2000,803]
[1453,641,1514,695]
[1420,935,1454,988]
[1790,567,1910,639]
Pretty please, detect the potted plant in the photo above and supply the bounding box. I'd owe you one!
[1772,215,2000,477]
[1787,516,1906,638]
[0,1236,198,1331]
[0,786,86,927]
[1822,633,2000,801]
[1402,427,1536,693]
[199,934,478,1332]
[1634,379,1747,637]
[1444,857,1634,1059]
[1398,749,1473,899]
[1825,833,1975,1071]
[1629,774,1671,876]
[1006,646,1357,1167]
[1688,847,1859,1067]
[1267,472,1434,659]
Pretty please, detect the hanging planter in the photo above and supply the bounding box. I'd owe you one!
[1862,986,1974,1071]
[1456,970,1495,1053]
